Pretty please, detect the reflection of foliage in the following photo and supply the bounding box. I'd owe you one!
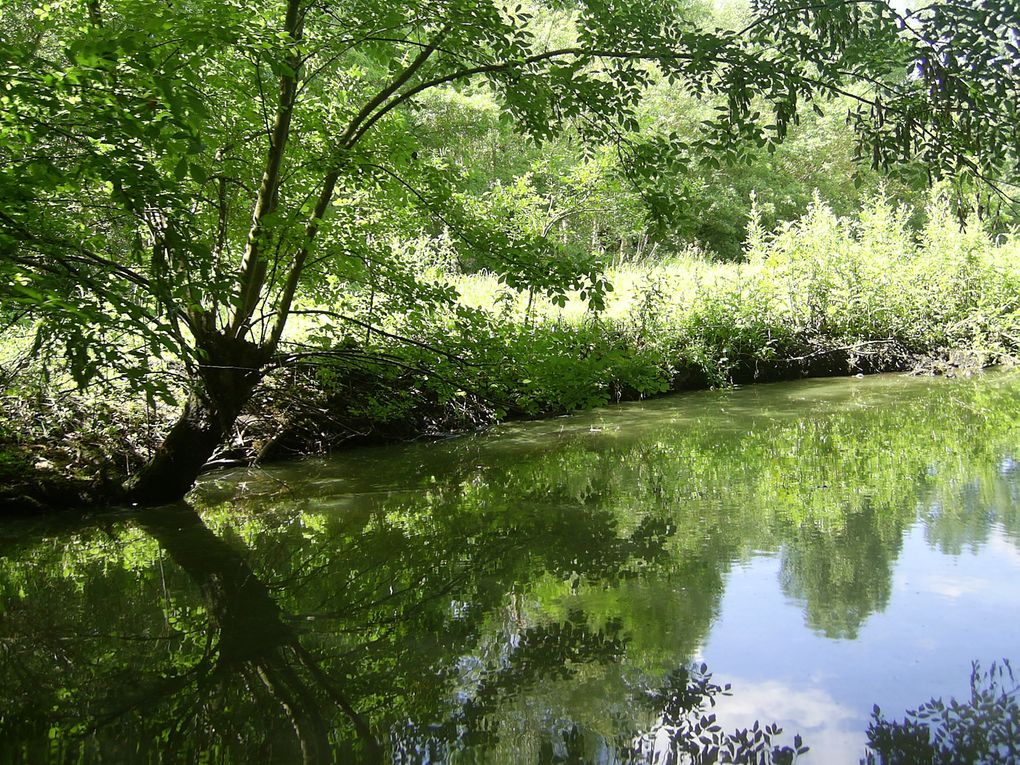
[392,611,628,760]
[3,374,1020,760]
[0,505,383,764]
[631,664,809,765]
[862,661,1020,765]
[922,460,1020,556]
[779,507,903,639]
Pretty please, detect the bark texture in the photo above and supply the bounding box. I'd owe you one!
[125,334,266,505]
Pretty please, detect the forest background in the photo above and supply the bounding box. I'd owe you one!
[0,0,1018,508]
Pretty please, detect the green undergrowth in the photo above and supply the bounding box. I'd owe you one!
[281,193,1019,434]
[2,193,1019,485]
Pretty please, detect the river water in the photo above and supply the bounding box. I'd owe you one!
[2,371,1019,763]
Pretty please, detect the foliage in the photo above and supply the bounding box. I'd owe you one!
[862,660,1020,765]
[3,190,1018,487]
[746,191,1020,355]
[1,0,1018,499]
[0,447,29,483]
[408,191,1020,414]
[412,0,1017,261]
[0,374,169,481]
[632,665,809,764]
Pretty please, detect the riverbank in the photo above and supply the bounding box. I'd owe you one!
[0,347,1011,516]
[2,196,1018,513]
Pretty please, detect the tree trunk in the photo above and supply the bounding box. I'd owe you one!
[125,335,266,505]
[124,390,239,504]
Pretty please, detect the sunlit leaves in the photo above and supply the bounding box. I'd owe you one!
[2,0,1017,420]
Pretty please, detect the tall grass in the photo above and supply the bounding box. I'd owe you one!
[382,191,1020,417]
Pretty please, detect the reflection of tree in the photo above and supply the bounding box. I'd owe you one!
[391,611,629,761]
[921,455,1020,555]
[628,665,808,765]
[862,660,1019,765]
[0,494,718,762]
[778,506,906,639]
[133,504,382,764]
[0,504,382,764]
[4,373,1020,760]
[395,656,809,764]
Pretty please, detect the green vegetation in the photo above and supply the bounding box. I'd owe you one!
[427,190,1020,410]
[3,190,1019,502]
[1,0,1018,505]
[2,370,1019,760]
[2,4,1018,760]
[864,661,1020,765]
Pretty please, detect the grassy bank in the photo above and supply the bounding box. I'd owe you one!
[2,194,1019,508]
[274,193,1018,438]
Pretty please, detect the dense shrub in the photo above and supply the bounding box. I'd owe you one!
[3,192,1018,478]
[430,191,1020,410]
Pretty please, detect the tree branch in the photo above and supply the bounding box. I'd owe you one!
[337,25,449,149]
[229,0,306,338]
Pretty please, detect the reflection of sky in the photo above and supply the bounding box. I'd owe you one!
[696,524,1020,763]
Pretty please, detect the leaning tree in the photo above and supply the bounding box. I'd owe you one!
[0,0,1016,503]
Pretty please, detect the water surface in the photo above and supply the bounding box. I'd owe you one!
[3,371,1019,763]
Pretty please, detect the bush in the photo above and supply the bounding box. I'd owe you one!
[862,660,1020,765]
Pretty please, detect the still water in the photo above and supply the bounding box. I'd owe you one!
[2,371,1019,763]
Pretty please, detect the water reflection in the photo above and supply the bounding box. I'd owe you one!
[2,371,1020,761]
[1,503,380,763]
[779,506,904,639]
[137,505,381,763]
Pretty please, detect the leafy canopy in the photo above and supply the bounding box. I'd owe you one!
[0,0,1016,395]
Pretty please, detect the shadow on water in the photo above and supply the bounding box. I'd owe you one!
[2,371,1020,761]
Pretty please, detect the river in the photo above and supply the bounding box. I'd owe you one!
[2,370,1019,763]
